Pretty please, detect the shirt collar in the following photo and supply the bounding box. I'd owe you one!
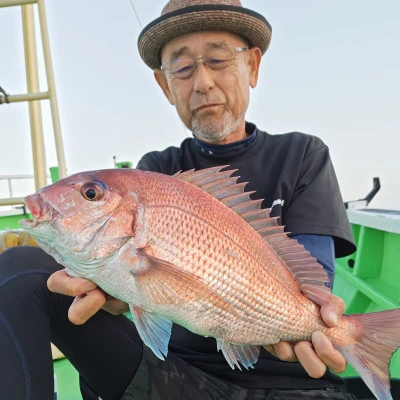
[194,124,257,158]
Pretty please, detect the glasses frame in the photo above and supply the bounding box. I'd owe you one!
[160,47,248,79]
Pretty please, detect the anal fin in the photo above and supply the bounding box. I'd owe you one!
[134,250,238,316]
[216,339,260,370]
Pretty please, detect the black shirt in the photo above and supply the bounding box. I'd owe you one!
[135,122,355,390]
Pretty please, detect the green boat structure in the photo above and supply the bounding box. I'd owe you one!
[1,1,399,399]
[333,207,400,399]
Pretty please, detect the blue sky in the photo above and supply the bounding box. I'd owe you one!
[0,0,399,209]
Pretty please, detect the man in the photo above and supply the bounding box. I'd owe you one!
[0,1,356,399]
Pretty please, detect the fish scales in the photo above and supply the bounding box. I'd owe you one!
[20,167,400,400]
[132,175,325,344]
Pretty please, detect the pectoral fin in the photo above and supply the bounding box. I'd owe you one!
[133,250,237,316]
[216,339,261,370]
[129,304,172,360]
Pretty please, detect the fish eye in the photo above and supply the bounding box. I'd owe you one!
[80,182,104,201]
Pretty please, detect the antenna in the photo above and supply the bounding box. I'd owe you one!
[128,0,142,28]
[126,0,189,139]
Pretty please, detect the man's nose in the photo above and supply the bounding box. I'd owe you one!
[192,60,215,94]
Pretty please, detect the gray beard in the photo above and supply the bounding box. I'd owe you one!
[191,112,242,143]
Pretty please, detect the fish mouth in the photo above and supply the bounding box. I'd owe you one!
[19,219,38,229]
[19,193,54,229]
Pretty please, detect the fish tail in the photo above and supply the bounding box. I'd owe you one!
[338,309,400,400]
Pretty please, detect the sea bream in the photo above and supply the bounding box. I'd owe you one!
[20,166,400,400]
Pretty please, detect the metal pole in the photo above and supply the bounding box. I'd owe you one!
[0,0,36,8]
[0,198,25,207]
[37,0,67,179]
[0,91,49,104]
[21,3,47,190]
[7,178,13,199]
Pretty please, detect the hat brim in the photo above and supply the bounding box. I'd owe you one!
[138,4,272,70]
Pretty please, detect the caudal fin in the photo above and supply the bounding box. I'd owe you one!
[338,309,400,400]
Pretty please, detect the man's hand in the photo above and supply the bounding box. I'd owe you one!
[47,269,128,325]
[264,294,347,377]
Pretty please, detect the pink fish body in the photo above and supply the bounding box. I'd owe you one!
[20,167,400,400]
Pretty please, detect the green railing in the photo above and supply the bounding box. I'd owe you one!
[333,209,400,398]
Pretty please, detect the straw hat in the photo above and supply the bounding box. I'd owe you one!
[138,0,272,70]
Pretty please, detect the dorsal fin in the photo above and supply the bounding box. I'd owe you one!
[173,166,235,186]
[174,167,332,305]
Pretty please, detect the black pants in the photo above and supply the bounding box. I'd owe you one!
[124,346,358,400]
[0,246,142,400]
[0,247,358,400]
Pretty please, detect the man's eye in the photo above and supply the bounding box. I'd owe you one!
[174,64,194,74]
[208,58,226,65]
[170,58,192,72]
[207,57,230,69]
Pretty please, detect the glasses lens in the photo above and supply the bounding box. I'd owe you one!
[168,58,195,79]
[162,47,244,79]
[205,48,236,70]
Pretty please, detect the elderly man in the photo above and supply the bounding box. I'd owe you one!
[0,1,356,399]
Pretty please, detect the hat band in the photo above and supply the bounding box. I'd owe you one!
[138,4,271,43]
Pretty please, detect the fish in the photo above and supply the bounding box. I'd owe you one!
[20,166,400,400]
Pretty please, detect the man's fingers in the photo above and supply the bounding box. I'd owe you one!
[294,332,347,378]
[294,340,327,378]
[265,334,346,379]
[102,296,129,315]
[321,294,345,327]
[267,341,298,362]
[264,294,347,379]
[68,289,106,325]
[47,270,112,324]
[263,344,277,357]
[311,332,347,374]
[47,269,97,296]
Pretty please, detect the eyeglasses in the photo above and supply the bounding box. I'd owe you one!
[161,47,248,79]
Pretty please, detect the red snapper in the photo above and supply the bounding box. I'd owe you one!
[20,167,400,400]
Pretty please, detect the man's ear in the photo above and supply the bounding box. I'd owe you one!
[247,47,262,88]
[154,69,175,105]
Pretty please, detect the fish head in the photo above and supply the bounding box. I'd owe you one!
[19,170,140,274]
